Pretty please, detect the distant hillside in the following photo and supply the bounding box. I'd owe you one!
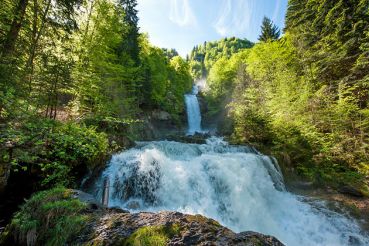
[188,37,253,79]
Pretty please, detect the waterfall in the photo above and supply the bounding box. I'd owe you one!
[185,85,202,135]
[93,138,369,246]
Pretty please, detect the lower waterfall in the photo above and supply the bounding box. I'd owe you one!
[93,138,369,246]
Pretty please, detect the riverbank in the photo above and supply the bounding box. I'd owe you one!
[0,188,284,246]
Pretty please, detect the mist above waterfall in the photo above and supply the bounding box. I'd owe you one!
[94,138,369,246]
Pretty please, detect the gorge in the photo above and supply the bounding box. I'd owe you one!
[1,1,369,245]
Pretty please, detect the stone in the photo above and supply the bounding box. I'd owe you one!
[78,209,285,245]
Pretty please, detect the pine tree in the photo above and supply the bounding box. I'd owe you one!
[258,17,280,42]
[118,0,140,64]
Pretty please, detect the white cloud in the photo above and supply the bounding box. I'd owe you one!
[272,0,281,22]
[169,0,197,27]
[214,0,254,36]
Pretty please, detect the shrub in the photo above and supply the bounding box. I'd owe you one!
[1,187,88,246]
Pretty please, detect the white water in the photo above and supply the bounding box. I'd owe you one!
[94,138,369,246]
[185,85,202,135]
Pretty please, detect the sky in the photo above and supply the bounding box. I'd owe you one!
[137,0,288,56]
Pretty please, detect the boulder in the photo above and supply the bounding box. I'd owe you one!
[78,209,285,245]
[338,185,365,198]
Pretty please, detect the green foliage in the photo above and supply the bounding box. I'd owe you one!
[2,187,88,246]
[162,48,179,60]
[0,118,109,187]
[204,49,250,118]
[73,0,139,119]
[1,0,191,130]
[189,37,253,79]
[118,0,140,64]
[139,36,192,119]
[122,224,181,246]
[285,0,369,85]
[167,56,193,117]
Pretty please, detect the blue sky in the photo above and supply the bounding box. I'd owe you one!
[137,0,288,56]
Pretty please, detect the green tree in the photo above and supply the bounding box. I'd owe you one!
[258,17,280,42]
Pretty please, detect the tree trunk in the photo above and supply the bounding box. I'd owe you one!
[1,0,29,58]
[25,0,51,74]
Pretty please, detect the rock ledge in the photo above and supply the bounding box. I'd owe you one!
[79,206,284,245]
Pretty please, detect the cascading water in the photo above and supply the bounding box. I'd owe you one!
[185,85,202,135]
[93,138,369,246]
[91,85,368,245]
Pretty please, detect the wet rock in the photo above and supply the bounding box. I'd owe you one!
[125,200,141,210]
[338,185,365,198]
[166,133,210,144]
[152,110,171,121]
[71,190,102,211]
[79,210,284,245]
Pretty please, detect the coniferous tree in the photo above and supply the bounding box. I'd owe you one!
[258,17,280,42]
[118,0,140,64]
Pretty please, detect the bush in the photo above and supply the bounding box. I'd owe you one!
[0,118,109,187]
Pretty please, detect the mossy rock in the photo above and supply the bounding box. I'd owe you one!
[120,224,181,246]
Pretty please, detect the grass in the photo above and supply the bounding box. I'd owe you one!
[1,187,89,246]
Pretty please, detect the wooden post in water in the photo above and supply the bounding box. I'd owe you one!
[102,178,109,207]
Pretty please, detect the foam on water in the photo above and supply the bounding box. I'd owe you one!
[93,138,369,246]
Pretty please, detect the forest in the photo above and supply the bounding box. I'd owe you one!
[0,0,192,189]
[0,0,369,245]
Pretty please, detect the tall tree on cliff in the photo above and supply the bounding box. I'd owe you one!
[118,0,140,64]
[258,17,280,42]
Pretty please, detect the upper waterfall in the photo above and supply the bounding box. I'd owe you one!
[185,85,202,135]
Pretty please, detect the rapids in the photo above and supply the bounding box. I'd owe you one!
[93,138,369,246]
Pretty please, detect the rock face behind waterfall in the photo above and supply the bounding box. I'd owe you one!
[79,205,285,245]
